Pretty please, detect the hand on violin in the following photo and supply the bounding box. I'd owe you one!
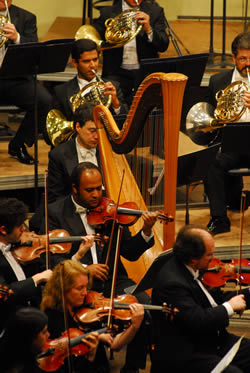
[142,211,159,236]
[99,332,114,346]
[228,294,246,312]
[32,269,53,285]
[83,331,99,362]
[87,264,109,281]
[129,303,144,330]
[74,235,95,261]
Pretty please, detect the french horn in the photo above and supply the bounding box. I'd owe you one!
[186,80,249,145]
[46,70,112,146]
[46,109,74,147]
[75,9,142,50]
[0,15,9,48]
[70,69,112,112]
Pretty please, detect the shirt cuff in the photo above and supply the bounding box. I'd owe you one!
[15,33,20,44]
[147,30,153,42]
[141,230,153,242]
[223,302,234,317]
[113,106,121,115]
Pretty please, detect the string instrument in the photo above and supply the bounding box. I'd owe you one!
[87,197,173,227]
[12,229,109,263]
[202,257,250,287]
[74,290,178,327]
[38,327,107,372]
[0,284,14,302]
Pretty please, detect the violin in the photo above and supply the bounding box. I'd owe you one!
[202,257,250,287]
[38,327,107,372]
[74,291,178,327]
[87,197,174,226]
[12,229,109,263]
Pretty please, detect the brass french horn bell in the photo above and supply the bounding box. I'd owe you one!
[186,80,248,146]
[46,109,74,147]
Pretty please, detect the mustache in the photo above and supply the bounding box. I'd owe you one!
[240,66,250,73]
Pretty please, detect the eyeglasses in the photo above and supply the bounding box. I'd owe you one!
[237,56,250,63]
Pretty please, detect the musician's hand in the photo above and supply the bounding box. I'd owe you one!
[141,211,159,236]
[104,81,120,109]
[74,235,95,261]
[243,91,250,108]
[82,331,99,362]
[32,269,53,285]
[228,294,246,312]
[99,332,114,346]
[87,263,109,281]
[136,11,151,34]
[3,22,18,42]
[129,303,144,330]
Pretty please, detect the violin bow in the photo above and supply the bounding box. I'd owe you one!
[44,171,50,270]
[106,170,125,329]
[105,170,125,266]
[59,262,73,373]
[237,192,246,294]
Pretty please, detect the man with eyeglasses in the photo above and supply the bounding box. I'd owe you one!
[204,31,250,235]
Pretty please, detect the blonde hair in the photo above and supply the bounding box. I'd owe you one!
[40,260,91,312]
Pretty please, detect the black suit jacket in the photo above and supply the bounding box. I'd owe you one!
[40,195,154,289]
[0,252,41,331]
[93,0,169,77]
[8,4,38,44]
[47,138,102,203]
[151,254,250,368]
[53,76,128,120]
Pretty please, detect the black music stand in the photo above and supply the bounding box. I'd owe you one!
[207,0,234,69]
[125,249,174,295]
[0,38,74,208]
[221,123,250,153]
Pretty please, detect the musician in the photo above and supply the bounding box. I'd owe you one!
[205,31,250,235]
[0,0,53,164]
[39,161,158,373]
[93,0,169,106]
[0,307,49,373]
[151,224,250,373]
[0,198,52,332]
[47,102,102,204]
[52,38,128,120]
[40,260,145,373]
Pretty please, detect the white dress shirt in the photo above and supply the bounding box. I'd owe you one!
[231,67,250,122]
[186,265,234,316]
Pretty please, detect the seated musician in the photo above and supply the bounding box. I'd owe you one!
[0,197,52,332]
[52,38,128,121]
[0,307,49,373]
[204,31,250,235]
[93,0,169,106]
[1,1,53,165]
[39,161,158,373]
[47,102,100,204]
[151,224,250,373]
[40,260,145,373]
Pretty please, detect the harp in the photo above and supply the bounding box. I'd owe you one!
[93,72,188,284]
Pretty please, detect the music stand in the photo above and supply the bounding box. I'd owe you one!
[125,249,173,295]
[0,39,74,208]
[221,123,250,153]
